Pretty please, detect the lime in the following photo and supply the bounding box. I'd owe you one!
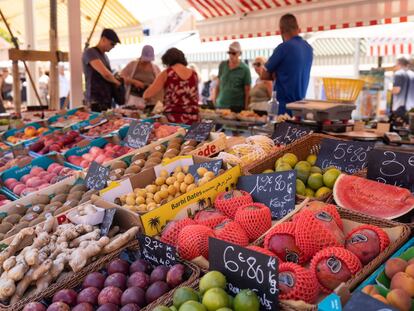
[274,158,283,169]
[296,179,306,196]
[228,295,234,308]
[262,169,274,173]
[307,173,324,191]
[170,307,179,311]
[179,301,207,311]
[216,308,233,311]
[174,287,200,308]
[315,186,332,199]
[276,162,292,172]
[294,161,311,183]
[304,188,315,197]
[323,165,338,173]
[306,154,317,166]
[199,271,227,294]
[202,288,230,311]
[310,166,322,174]
[282,153,298,168]
[153,307,171,311]
[233,289,260,311]
[323,168,341,189]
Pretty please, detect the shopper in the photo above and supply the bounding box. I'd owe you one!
[121,45,160,111]
[143,48,199,124]
[213,41,251,112]
[392,57,414,115]
[58,65,70,109]
[82,28,122,112]
[39,69,49,106]
[262,13,313,115]
[1,68,12,108]
[249,56,273,115]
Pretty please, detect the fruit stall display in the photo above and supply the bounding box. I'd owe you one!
[0,153,33,174]
[155,270,262,311]
[47,108,99,129]
[26,253,199,311]
[118,122,185,143]
[249,200,410,308]
[81,117,131,138]
[28,130,84,155]
[64,137,131,169]
[1,155,79,198]
[3,122,52,146]
[0,203,140,310]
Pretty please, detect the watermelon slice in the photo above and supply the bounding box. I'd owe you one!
[333,174,414,219]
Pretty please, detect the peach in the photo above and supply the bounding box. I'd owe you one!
[13,184,26,195]
[406,264,414,278]
[38,183,50,189]
[408,258,414,265]
[82,153,95,162]
[385,258,408,279]
[89,146,102,156]
[387,288,412,311]
[24,126,37,137]
[37,171,49,179]
[95,154,106,164]
[4,178,18,189]
[21,187,37,196]
[30,166,45,176]
[372,294,388,304]
[361,285,379,296]
[43,173,57,183]
[80,160,90,168]
[391,272,414,297]
[26,177,42,188]
[51,165,64,175]
[20,174,32,184]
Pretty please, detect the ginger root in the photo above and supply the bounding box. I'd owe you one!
[3,257,16,272]
[0,278,16,300]
[0,227,35,268]
[69,237,109,272]
[102,227,139,254]
[69,229,100,248]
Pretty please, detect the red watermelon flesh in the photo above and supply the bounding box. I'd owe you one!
[333,174,414,219]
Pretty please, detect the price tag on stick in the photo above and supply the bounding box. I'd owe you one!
[85,161,110,190]
[188,159,223,182]
[124,120,154,149]
[237,171,296,220]
[315,138,374,174]
[209,237,279,311]
[100,208,116,236]
[184,121,214,142]
[367,149,414,193]
[137,233,178,267]
[272,122,313,145]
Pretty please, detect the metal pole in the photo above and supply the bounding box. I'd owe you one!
[49,0,59,109]
[12,61,21,115]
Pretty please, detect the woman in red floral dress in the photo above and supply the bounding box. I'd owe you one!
[144,48,199,124]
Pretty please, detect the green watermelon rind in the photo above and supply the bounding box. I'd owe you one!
[333,174,414,219]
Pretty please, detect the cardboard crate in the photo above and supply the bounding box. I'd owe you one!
[100,155,241,235]
[189,132,227,157]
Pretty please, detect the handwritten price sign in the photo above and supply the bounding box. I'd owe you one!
[124,121,154,149]
[272,122,313,145]
[237,171,296,220]
[209,238,279,311]
[316,138,374,174]
[138,234,178,267]
[85,161,110,190]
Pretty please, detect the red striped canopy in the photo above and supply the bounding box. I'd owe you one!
[187,0,414,42]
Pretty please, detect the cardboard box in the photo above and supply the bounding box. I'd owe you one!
[189,132,227,157]
[100,156,241,235]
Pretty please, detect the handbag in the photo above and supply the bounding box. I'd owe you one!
[111,74,126,106]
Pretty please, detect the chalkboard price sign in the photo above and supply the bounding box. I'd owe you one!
[12,143,28,158]
[85,161,110,190]
[209,237,279,311]
[237,171,296,220]
[343,291,397,311]
[367,149,414,193]
[188,159,223,182]
[124,121,154,149]
[100,208,116,236]
[138,233,178,267]
[315,138,374,174]
[184,121,214,142]
[272,122,313,145]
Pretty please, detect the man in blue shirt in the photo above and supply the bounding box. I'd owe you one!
[262,14,313,114]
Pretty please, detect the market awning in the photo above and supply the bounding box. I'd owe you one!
[367,37,414,57]
[188,0,414,42]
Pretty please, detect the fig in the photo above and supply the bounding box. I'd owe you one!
[121,287,146,307]
[130,259,152,274]
[97,304,120,311]
[150,266,169,283]
[72,303,94,311]
[145,281,170,303]
[104,272,127,290]
[46,302,70,311]
[83,272,106,289]
[98,286,123,306]
[127,272,150,289]
[107,259,129,275]
[77,287,100,305]
[166,264,185,287]
[23,302,47,311]
[120,304,141,311]
[52,289,78,306]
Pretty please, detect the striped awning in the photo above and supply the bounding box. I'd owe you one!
[187,0,414,41]
[367,37,414,57]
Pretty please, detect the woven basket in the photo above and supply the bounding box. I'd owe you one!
[244,133,351,203]
[322,78,364,103]
[252,206,411,311]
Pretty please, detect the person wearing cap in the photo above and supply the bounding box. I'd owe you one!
[261,14,313,115]
[213,41,251,112]
[82,28,122,112]
[121,45,161,111]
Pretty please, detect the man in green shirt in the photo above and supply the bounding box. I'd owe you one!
[213,42,251,112]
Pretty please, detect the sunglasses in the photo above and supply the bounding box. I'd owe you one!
[227,51,238,55]
[253,62,262,67]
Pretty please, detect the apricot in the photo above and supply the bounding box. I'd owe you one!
[372,294,388,304]
[385,258,408,279]
[361,285,379,296]
[387,288,412,311]
[406,264,414,278]
[390,272,414,297]
[408,258,414,265]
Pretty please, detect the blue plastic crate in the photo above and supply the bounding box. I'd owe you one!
[3,122,55,147]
